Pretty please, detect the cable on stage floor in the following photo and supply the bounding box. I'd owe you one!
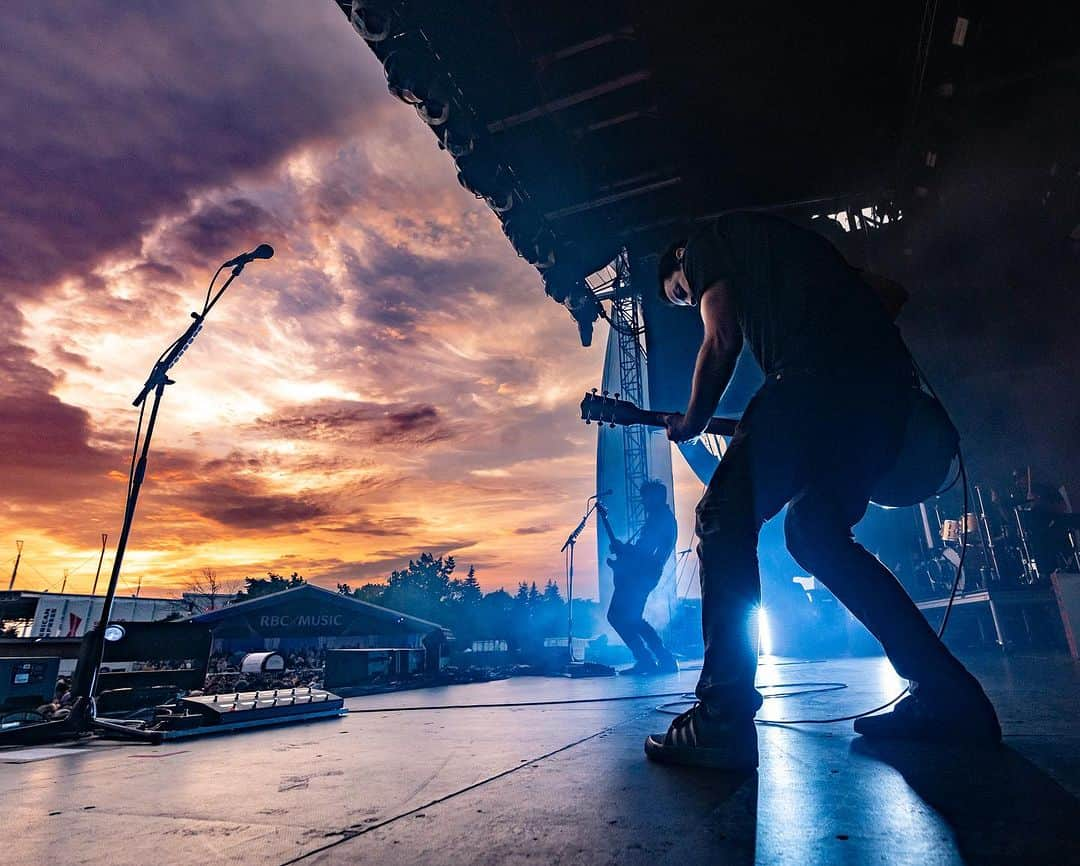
[347,691,695,713]
[655,682,848,717]
[344,660,844,715]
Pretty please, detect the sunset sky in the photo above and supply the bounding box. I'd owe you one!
[0,2,704,599]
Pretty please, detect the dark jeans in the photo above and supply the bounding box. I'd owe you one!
[695,369,972,718]
[608,574,668,664]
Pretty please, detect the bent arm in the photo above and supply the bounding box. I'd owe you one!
[683,281,742,435]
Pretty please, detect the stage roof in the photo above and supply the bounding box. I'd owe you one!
[333,1,1079,341]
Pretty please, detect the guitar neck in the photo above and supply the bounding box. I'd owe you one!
[580,392,739,438]
[631,408,738,438]
[597,509,618,546]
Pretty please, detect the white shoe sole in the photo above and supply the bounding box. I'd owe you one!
[644,734,758,771]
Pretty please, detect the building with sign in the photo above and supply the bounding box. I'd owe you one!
[0,590,188,639]
[187,584,451,660]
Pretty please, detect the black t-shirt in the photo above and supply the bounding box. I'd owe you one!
[629,505,677,580]
[682,212,911,379]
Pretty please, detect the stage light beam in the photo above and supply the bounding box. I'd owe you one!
[756,605,773,657]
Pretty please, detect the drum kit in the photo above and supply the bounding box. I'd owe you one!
[938,513,978,544]
[916,482,1080,597]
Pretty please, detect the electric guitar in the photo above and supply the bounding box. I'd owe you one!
[595,501,651,588]
[580,388,959,509]
[580,390,739,437]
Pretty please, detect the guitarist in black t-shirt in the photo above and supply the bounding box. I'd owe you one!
[645,210,999,770]
[598,480,679,675]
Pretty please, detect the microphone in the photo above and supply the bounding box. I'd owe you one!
[223,244,274,268]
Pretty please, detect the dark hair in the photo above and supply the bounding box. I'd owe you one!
[656,239,687,304]
[640,479,666,499]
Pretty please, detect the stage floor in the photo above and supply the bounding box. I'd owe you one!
[3,653,1078,865]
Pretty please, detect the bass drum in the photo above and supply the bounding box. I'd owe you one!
[871,389,959,509]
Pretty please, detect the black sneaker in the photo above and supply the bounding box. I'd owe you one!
[621,660,660,677]
[645,703,758,770]
[853,680,1001,744]
[654,651,680,675]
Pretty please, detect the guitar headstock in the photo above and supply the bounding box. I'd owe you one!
[579,390,651,428]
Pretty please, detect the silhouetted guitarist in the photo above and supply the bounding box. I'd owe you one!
[647,210,999,770]
[598,479,678,675]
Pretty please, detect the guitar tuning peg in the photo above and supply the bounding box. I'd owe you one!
[610,422,616,428]
[591,388,598,394]
[585,419,591,425]
[614,392,620,399]
[602,390,609,397]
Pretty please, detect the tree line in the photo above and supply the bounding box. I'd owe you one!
[191,554,603,649]
[340,553,603,649]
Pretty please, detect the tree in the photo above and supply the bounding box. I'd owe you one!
[354,582,387,604]
[460,565,482,607]
[234,571,306,601]
[337,582,353,595]
[542,580,563,605]
[449,565,484,643]
[537,579,567,639]
[381,554,458,624]
[182,567,240,614]
[477,588,514,642]
[510,582,535,649]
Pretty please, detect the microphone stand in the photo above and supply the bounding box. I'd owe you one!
[558,499,615,678]
[68,261,253,743]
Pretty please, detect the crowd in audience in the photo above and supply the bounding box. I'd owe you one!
[34,677,74,720]
[201,670,323,695]
[99,659,195,673]
[200,647,344,694]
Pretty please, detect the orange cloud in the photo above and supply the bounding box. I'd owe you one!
[1,1,614,600]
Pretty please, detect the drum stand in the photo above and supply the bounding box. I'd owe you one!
[973,485,1004,585]
[1012,507,1042,585]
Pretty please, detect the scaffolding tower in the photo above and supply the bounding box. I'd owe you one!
[609,249,649,534]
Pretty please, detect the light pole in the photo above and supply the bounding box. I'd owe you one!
[90,533,108,597]
[8,540,24,591]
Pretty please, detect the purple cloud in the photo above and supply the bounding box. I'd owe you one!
[255,400,457,447]
[0,1,379,300]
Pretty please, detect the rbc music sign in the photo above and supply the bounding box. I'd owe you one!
[258,614,344,629]
[244,606,356,637]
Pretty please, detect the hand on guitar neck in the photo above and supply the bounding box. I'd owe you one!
[579,391,738,439]
[595,501,623,551]
[595,501,641,584]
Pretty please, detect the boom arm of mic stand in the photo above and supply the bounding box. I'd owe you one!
[560,501,598,552]
[132,259,247,407]
[132,316,197,407]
